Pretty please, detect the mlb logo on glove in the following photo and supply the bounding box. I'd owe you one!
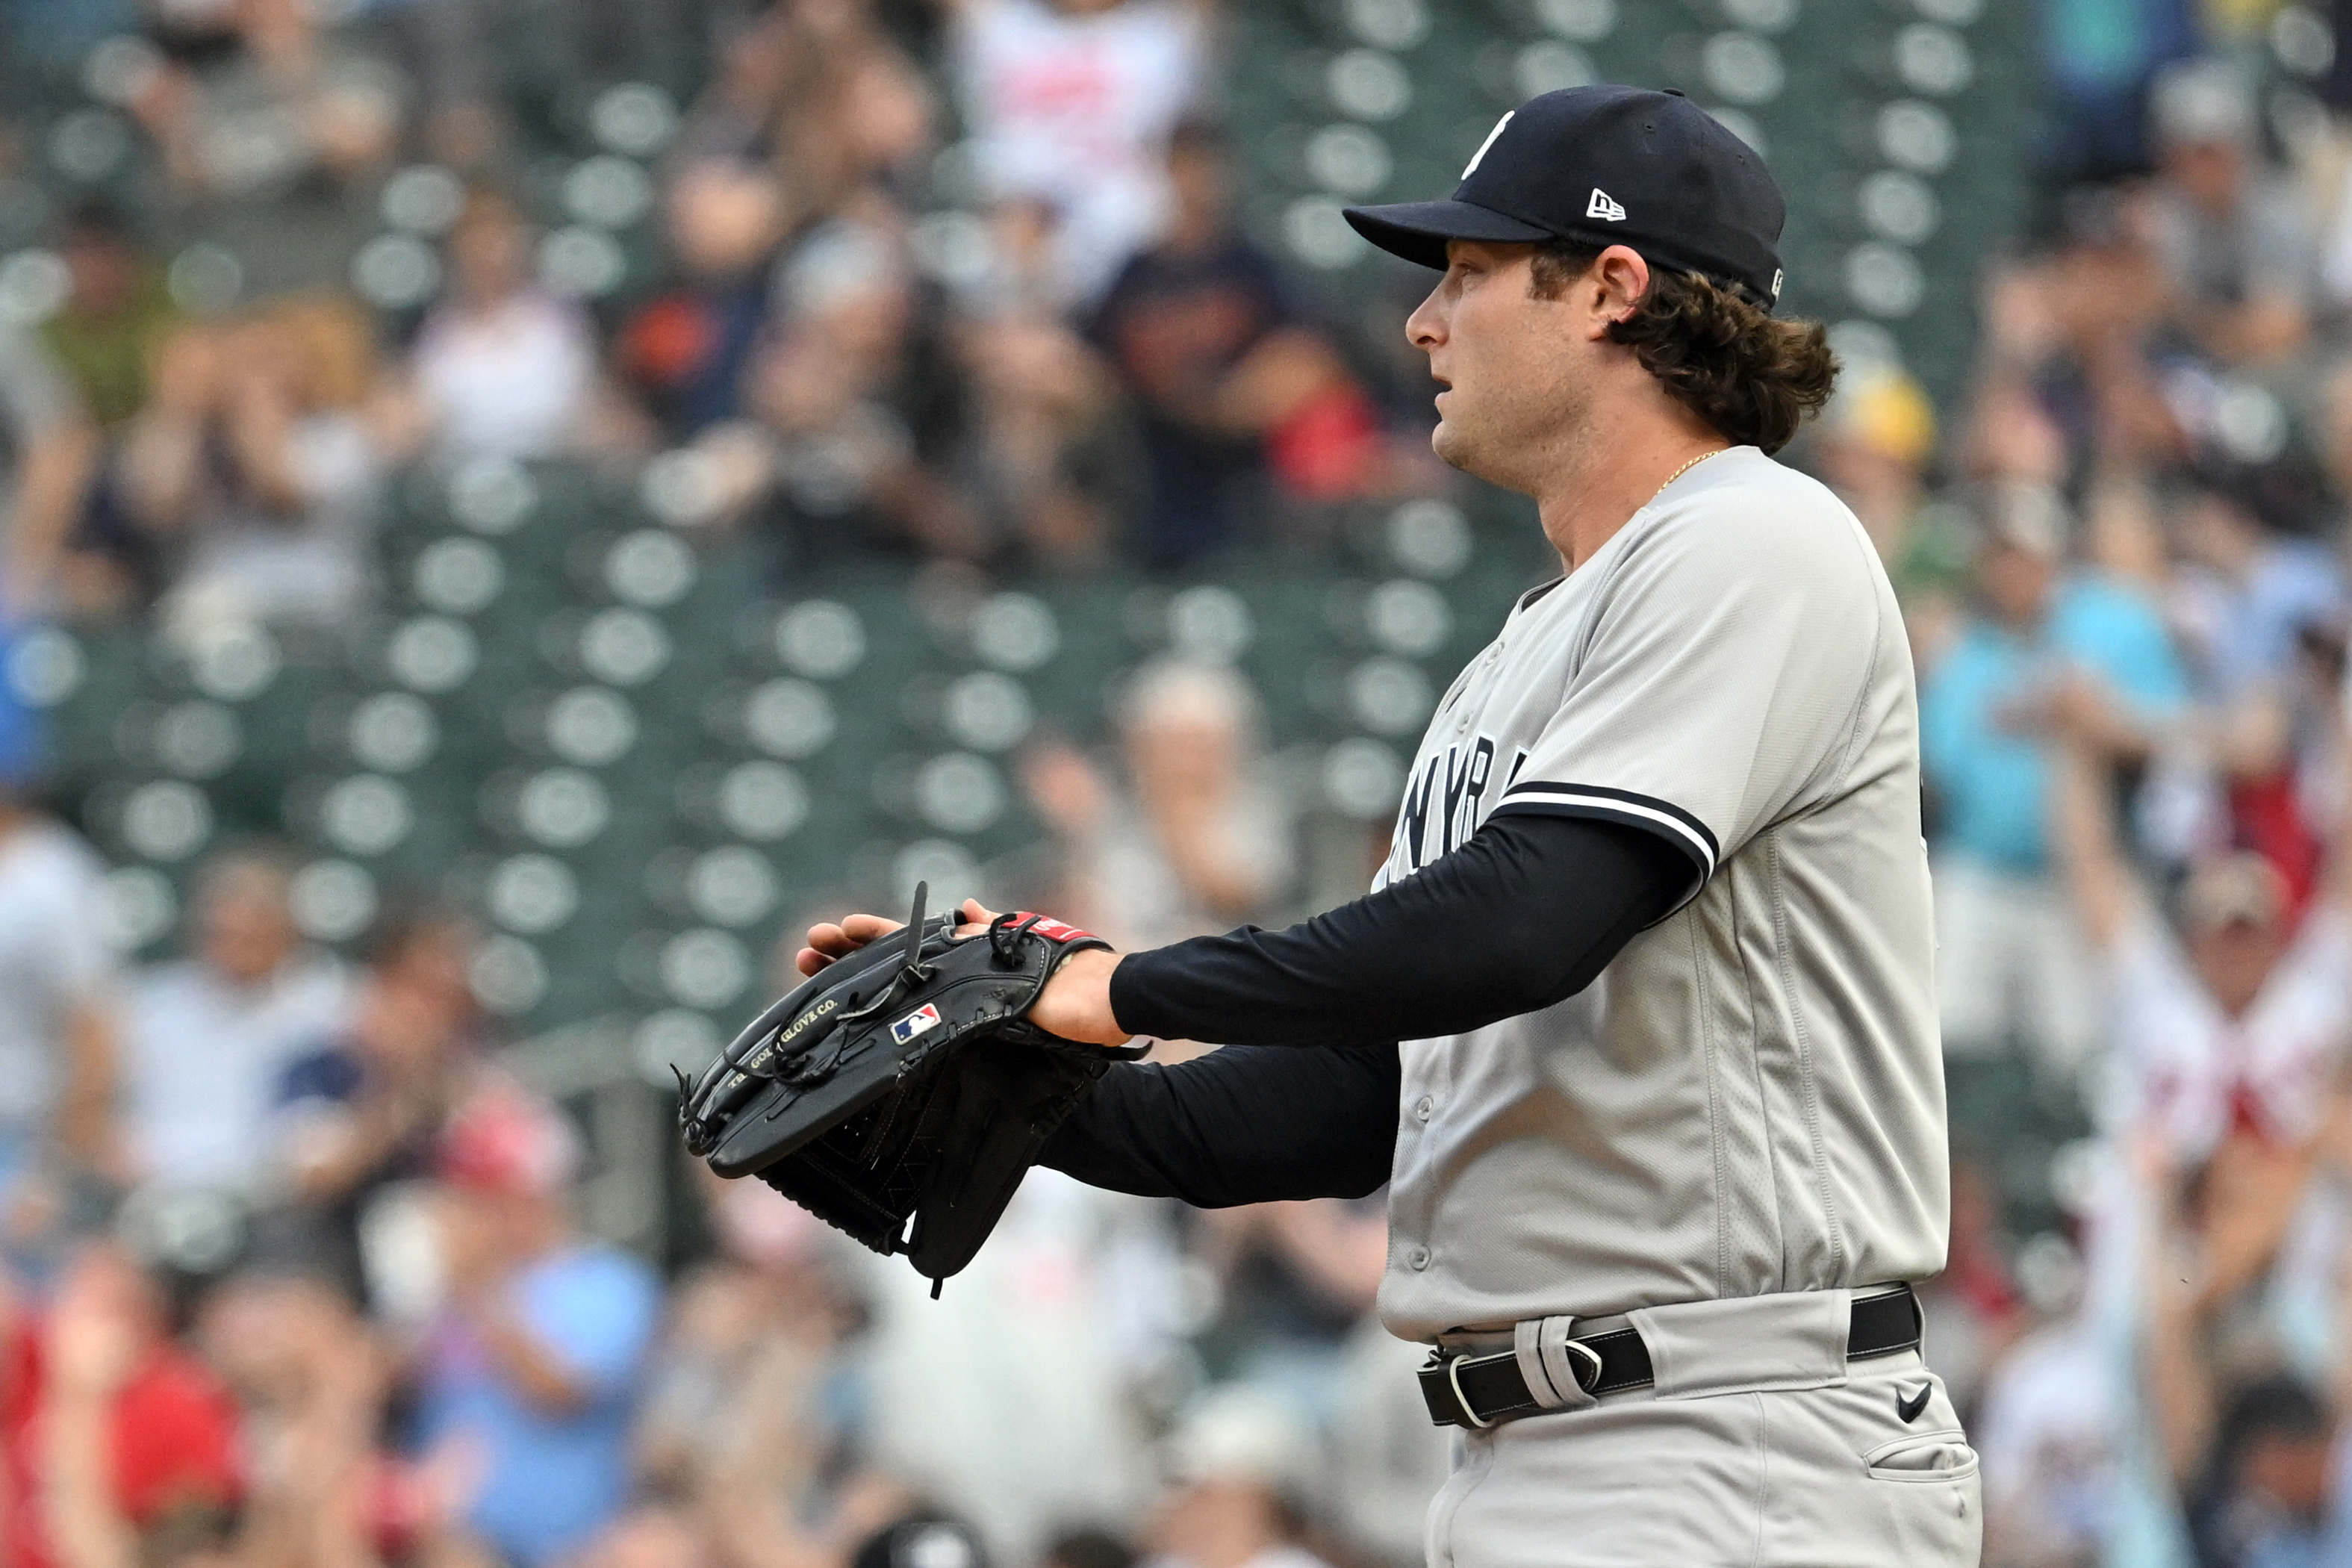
[891,1004,944,1044]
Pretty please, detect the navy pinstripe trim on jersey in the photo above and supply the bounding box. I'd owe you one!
[1490,782,1720,880]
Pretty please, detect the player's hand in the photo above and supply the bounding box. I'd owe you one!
[795,912,907,974]
[796,900,1132,1048]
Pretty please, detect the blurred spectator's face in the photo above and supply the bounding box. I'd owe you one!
[1970,385,2067,485]
[438,1182,564,1287]
[236,0,317,50]
[151,326,225,415]
[196,1274,367,1398]
[576,1508,711,1568]
[1150,1478,1287,1567]
[64,229,139,315]
[990,199,1060,285]
[450,201,529,306]
[1125,705,1242,803]
[839,48,933,173]
[367,921,479,1063]
[1976,538,2054,626]
[966,316,1093,413]
[1021,741,1110,839]
[814,282,913,370]
[2049,231,2165,343]
[222,319,307,408]
[668,163,785,279]
[1168,143,1227,232]
[2187,912,2287,1016]
[2178,492,2262,574]
[2164,138,2244,212]
[55,1244,165,1354]
[195,864,296,986]
[436,1183,511,1284]
[389,921,473,1009]
[1816,432,1917,512]
[2243,1430,2336,1519]
[750,332,855,432]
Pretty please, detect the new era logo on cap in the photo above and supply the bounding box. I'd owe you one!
[891,1004,942,1044]
[1587,187,1626,222]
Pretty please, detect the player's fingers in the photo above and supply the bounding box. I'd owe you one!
[794,945,830,977]
[839,912,905,945]
[953,897,1004,937]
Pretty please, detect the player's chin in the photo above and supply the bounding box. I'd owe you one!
[1429,420,1476,473]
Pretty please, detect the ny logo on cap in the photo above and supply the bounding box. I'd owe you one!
[1463,111,1513,178]
[1587,188,1627,222]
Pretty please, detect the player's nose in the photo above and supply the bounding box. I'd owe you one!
[1405,284,1446,351]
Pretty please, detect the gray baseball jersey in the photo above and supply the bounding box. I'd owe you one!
[1375,445,1948,1343]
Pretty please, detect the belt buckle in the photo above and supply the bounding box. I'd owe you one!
[1560,1335,1605,1396]
[1444,1353,1496,1430]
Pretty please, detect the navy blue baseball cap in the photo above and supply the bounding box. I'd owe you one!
[1343,85,1788,311]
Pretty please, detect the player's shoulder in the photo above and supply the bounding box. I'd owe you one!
[1590,448,1880,629]
[1636,447,1873,575]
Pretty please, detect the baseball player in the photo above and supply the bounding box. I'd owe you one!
[800,85,1975,1567]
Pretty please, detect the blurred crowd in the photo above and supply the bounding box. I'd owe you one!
[0,0,1424,646]
[0,3,1449,1567]
[24,1,2352,1567]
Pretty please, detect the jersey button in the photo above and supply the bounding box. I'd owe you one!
[1407,1245,1431,1271]
[1414,1095,1435,1121]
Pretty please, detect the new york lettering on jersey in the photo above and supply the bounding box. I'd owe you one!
[1381,733,1525,886]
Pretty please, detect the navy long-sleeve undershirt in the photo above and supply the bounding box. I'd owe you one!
[1038,814,1684,1207]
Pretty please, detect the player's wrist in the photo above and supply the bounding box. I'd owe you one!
[1042,948,1132,1047]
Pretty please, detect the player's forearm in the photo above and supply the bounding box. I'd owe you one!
[1040,1042,1399,1206]
[1108,814,1682,1047]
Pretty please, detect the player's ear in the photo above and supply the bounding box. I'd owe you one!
[1589,245,1652,336]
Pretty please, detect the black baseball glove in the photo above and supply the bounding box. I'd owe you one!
[677,884,1145,1290]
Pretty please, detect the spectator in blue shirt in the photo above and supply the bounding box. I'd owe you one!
[1920,482,2189,1073]
[412,1080,661,1568]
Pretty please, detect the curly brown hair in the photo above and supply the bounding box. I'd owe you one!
[1528,240,1838,455]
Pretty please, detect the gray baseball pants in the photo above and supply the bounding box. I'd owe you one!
[1422,1295,1981,1568]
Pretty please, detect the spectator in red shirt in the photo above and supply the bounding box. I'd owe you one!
[1,1243,242,1568]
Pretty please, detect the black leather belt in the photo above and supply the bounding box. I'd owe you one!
[1418,1284,1923,1429]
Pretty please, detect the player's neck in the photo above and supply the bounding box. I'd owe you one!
[1535,408,1729,573]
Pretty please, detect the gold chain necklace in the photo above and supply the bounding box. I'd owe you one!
[1649,446,1726,507]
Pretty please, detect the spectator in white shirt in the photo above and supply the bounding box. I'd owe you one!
[2053,711,2352,1550]
[2144,60,2316,364]
[2053,716,2352,1163]
[951,0,1210,306]
[124,846,349,1195]
[392,188,600,462]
